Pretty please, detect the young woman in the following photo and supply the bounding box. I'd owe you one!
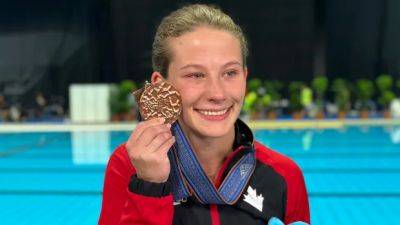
[98,4,310,225]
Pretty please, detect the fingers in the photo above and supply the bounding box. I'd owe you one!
[139,123,172,147]
[156,135,176,154]
[153,136,175,155]
[130,118,165,142]
[148,132,174,152]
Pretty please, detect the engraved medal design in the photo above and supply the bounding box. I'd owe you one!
[134,81,182,124]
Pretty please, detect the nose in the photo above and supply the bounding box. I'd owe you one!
[205,77,226,104]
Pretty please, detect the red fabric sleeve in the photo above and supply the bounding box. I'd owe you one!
[281,161,310,224]
[119,191,174,225]
[98,144,174,225]
[254,142,310,225]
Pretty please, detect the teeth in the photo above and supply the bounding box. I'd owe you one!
[198,108,229,116]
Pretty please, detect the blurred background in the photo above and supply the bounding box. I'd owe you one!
[1,0,400,121]
[0,1,400,225]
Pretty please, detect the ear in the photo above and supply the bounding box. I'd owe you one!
[243,67,248,79]
[151,72,164,84]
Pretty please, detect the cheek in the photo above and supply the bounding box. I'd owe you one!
[176,85,200,108]
[229,81,246,102]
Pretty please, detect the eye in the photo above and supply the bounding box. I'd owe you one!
[224,70,238,77]
[186,72,205,79]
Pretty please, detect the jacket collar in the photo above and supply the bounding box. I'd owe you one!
[233,119,254,150]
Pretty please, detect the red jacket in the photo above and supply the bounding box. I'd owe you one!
[98,121,310,225]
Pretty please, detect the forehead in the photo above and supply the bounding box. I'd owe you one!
[167,27,242,66]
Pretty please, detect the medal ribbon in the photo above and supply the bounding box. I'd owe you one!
[168,122,256,204]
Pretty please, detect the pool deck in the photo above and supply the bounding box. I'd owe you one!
[0,118,400,133]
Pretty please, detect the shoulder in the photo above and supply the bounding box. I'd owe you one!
[253,142,310,223]
[253,141,304,180]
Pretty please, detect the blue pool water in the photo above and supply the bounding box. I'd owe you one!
[0,125,399,225]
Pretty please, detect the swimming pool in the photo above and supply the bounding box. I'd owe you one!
[1,123,399,225]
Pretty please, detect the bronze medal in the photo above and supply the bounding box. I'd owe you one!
[133,81,182,124]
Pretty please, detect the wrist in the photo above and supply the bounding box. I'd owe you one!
[136,173,168,183]
[129,175,172,197]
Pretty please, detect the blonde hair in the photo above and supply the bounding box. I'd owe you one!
[152,4,249,76]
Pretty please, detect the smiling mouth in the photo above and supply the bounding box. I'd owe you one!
[195,106,232,116]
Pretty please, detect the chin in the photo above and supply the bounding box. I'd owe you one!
[195,124,232,138]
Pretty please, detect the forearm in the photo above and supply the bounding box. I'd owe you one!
[118,176,174,225]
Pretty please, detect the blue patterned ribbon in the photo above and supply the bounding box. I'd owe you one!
[168,122,256,204]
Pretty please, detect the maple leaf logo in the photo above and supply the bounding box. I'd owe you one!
[243,185,264,212]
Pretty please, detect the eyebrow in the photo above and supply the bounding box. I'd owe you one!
[178,60,243,71]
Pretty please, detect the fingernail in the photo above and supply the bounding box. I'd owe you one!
[166,123,171,128]
[159,118,165,123]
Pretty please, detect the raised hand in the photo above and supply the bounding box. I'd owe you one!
[126,118,175,183]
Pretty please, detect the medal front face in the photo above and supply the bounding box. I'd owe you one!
[138,81,182,124]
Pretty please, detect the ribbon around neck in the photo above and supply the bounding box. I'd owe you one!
[168,122,256,204]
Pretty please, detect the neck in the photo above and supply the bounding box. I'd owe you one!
[183,126,235,182]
